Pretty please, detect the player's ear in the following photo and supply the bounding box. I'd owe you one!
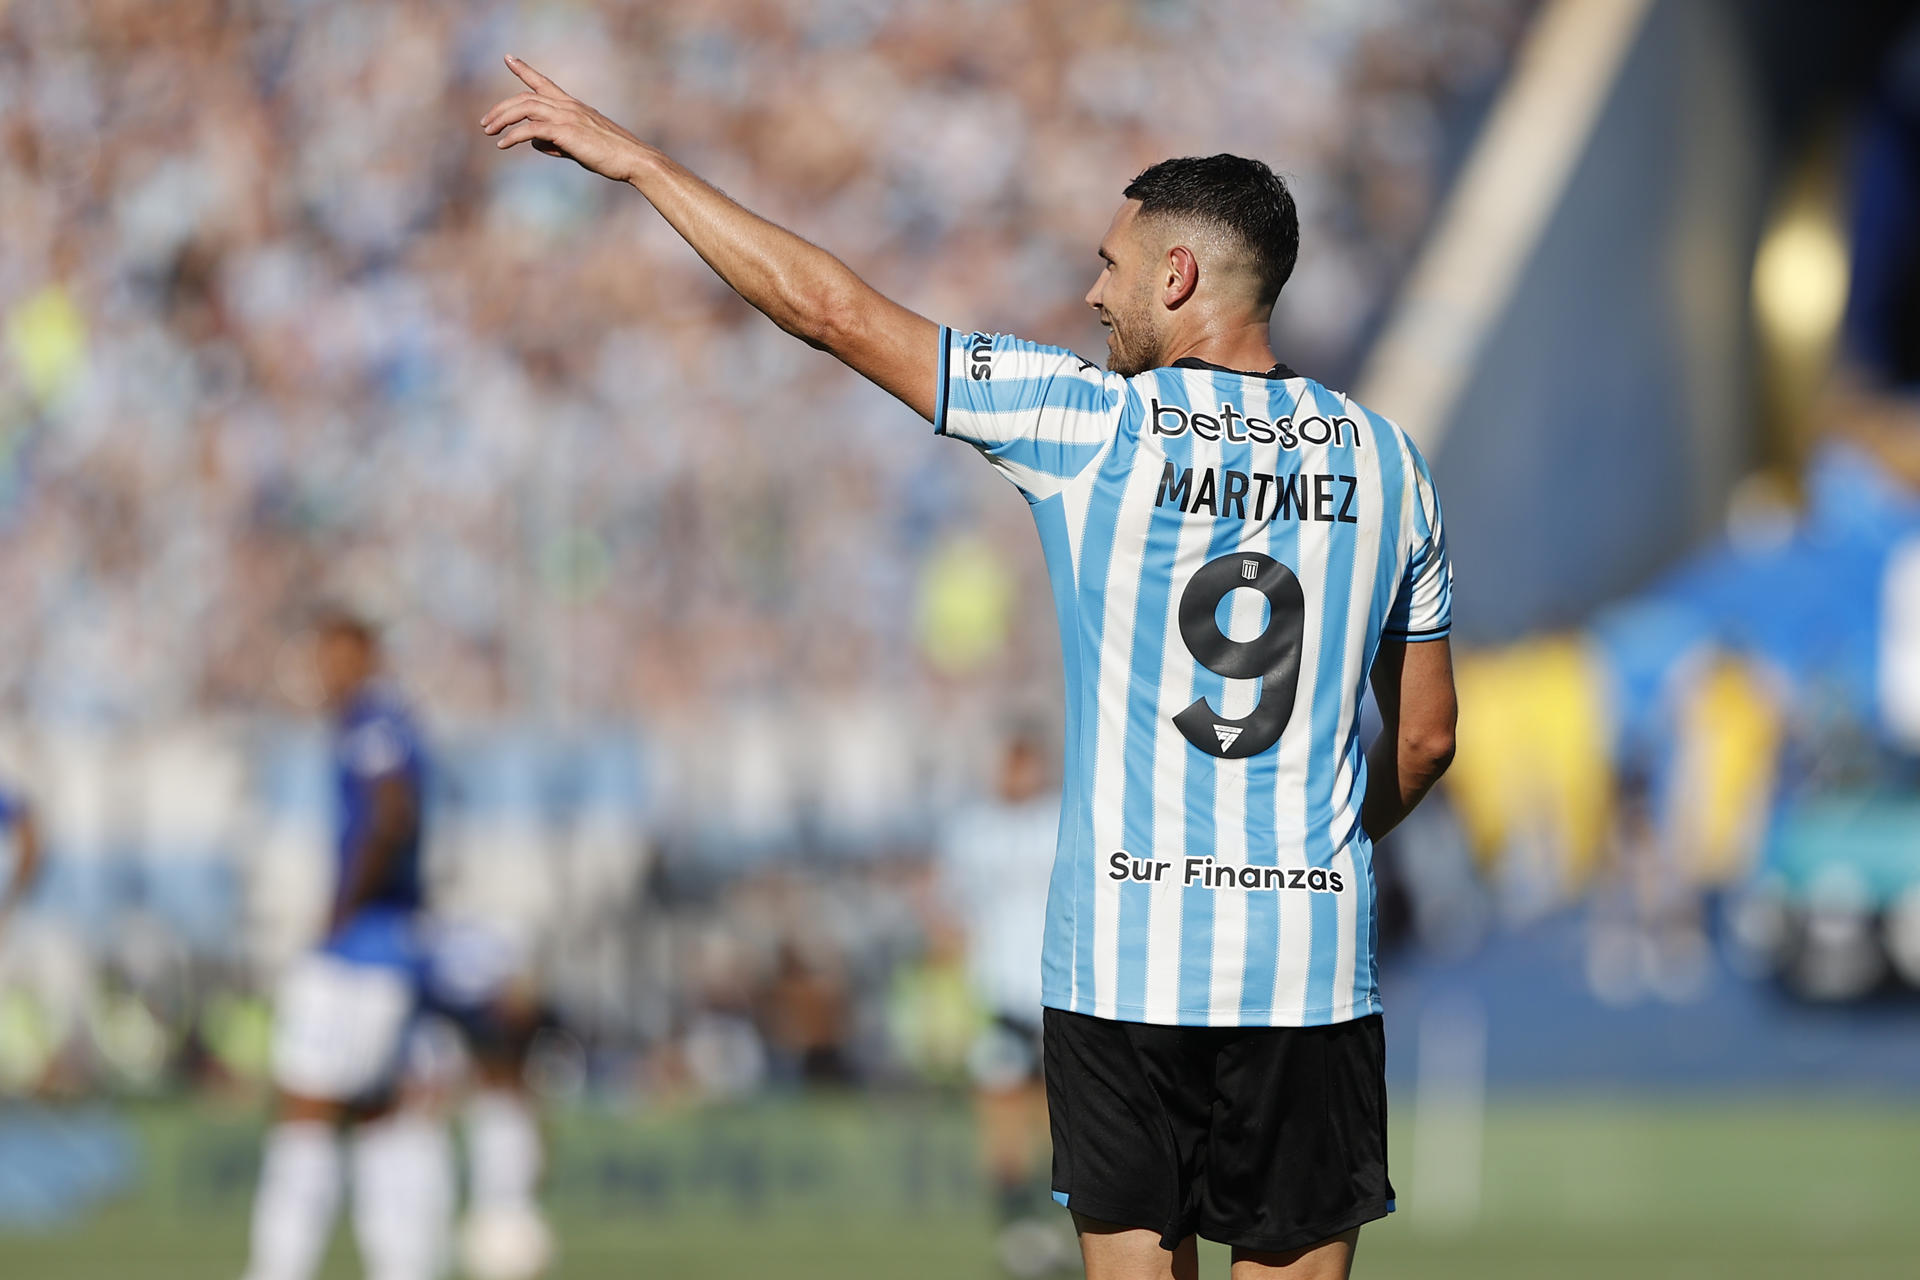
[1164,245,1198,310]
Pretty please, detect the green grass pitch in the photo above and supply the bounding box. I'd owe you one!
[1,1093,1916,1278]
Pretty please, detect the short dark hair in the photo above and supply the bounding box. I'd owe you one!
[311,602,378,649]
[1123,155,1299,308]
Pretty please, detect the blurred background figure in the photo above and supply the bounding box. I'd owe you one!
[0,777,56,1093]
[0,776,41,932]
[243,611,450,1280]
[935,727,1071,1279]
[418,916,555,1280]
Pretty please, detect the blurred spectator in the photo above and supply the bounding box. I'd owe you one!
[0,0,1528,742]
[0,0,1538,1096]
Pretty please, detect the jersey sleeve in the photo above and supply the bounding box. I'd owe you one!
[935,327,1124,502]
[1386,447,1453,641]
[342,713,414,781]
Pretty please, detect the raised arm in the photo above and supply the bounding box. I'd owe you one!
[482,56,940,421]
[1361,637,1457,841]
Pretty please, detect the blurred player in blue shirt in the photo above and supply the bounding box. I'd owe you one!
[242,609,451,1280]
[323,623,427,966]
[0,780,41,929]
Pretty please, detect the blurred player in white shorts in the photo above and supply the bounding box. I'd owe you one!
[938,727,1075,1277]
[242,610,452,1280]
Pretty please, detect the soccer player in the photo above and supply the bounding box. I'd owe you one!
[484,57,1457,1280]
[0,777,41,930]
[937,726,1073,1277]
[242,610,451,1280]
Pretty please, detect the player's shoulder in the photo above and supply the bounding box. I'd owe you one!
[1346,388,1432,457]
[1304,381,1440,482]
[949,328,1119,388]
[344,686,418,733]
[338,687,423,774]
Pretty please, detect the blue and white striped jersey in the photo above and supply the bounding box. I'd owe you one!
[936,328,1452,1028]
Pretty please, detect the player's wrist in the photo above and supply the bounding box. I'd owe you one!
[619,140,668,189]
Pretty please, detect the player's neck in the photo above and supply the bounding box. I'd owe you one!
[1163,320,1277,377]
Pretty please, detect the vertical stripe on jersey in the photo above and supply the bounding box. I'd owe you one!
[1090,428,1158,1019]
[1178,368,1256,1022]
[1145,494,1212,1023]
[1032,492,1086,1005]
[1115,369,1192,1019]
[1238,376,1303,1024]
[1301,382,1360,1019]
[1074,421,1142,1015]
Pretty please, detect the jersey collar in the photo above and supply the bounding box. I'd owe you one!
[1170,356,1298,380]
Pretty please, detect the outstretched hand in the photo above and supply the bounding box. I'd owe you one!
[481,55,649,183]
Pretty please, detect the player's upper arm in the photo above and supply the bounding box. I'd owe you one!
[934,329,1125,502]
[817,279,943,422]
[1371,635,1457,762]
[1384,442,1453,643]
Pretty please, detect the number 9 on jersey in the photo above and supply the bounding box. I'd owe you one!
[1172,552,1306,759]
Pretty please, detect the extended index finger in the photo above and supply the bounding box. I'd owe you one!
[505,54,565,98]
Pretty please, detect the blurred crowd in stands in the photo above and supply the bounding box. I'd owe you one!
[0,0,1533,1099]
[0,0,1526,733]
[8,0,1920,1111]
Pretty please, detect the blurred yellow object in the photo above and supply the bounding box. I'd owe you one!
[1753,212,1849,350]
[1447,638,1613,887]
[199,991,276,1085]
[0,986,58,1094]
[887,955,982,1088]
[4,284,89,405]
[916,535,1015,675]
[1669,658,1782,884]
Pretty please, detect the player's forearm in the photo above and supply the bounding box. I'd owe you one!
[483,57,939,418]
[1360,727,1453,841]
[332,789,415,924]
[626,147,870,352]
[333,834,405,925]
[334,842,392,919]
[0,813,39,913]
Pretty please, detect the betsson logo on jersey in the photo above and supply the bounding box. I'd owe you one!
[1151,398,1364,450]
[1108,851,1347,893]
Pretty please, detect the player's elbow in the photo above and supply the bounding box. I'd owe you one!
[1404,725,1455,779]
[808,282,863,355]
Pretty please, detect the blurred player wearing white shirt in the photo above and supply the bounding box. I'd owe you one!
[938,729,1070,1276]
[419,916,554,1280]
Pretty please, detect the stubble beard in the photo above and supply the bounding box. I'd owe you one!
[1102,298,1162,377]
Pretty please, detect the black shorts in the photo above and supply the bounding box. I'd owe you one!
[1044,1007,1393,1254]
